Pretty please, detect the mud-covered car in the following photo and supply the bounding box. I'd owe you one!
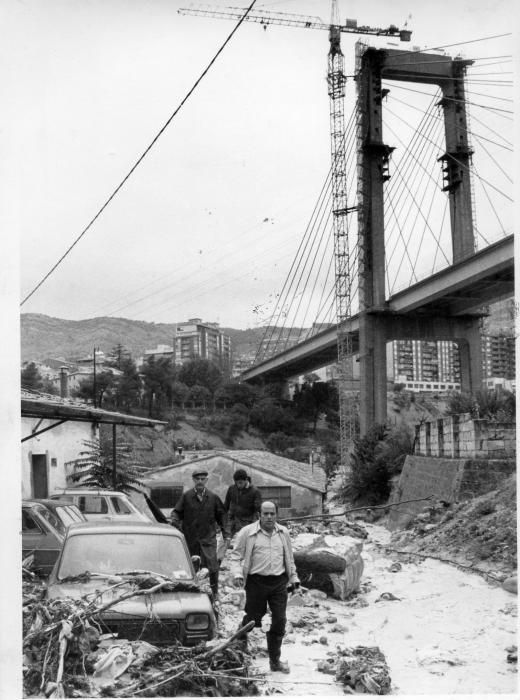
[46,521,216,646]
[22,499,86,576]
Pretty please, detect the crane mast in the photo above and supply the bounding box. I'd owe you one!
[179,3,411,469]
[327,0,355,469]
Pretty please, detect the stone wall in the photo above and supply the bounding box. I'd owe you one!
[416,414,516,459]
[388,455,516,530]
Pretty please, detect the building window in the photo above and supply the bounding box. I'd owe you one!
[260,486,292,509]
[150,485,184,509]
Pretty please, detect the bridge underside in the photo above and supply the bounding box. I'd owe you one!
[242,235,514,385]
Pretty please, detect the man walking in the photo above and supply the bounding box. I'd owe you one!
[231,501,299,673]
[224,468,262,535]
[171,469,230,596]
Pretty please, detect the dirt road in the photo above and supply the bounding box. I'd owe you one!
[220,524,517,695]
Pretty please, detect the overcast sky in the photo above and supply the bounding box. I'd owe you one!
[5,0,515,329]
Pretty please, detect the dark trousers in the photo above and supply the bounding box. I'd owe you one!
[188,540,219,595]
[241,573,288,638]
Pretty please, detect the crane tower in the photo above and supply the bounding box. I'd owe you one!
[179,3,411,468]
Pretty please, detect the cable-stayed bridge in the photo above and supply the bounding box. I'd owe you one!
[241,44,514,435]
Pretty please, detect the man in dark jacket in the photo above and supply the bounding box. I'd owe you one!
[171,469,230,596]
[224,468,262,536]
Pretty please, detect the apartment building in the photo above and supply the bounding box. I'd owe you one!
[140,319,231,369]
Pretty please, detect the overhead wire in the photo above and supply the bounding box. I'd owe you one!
[20,0,259,308]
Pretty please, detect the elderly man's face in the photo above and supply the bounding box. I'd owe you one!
[260,502,277,532]
[193,475,208,492]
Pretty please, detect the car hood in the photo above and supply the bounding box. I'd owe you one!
[47,579,213,618]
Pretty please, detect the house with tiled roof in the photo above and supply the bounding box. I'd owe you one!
[143,449,327,519]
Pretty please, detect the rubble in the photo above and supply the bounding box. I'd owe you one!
[317,645,391,694]
[22,575,258,698]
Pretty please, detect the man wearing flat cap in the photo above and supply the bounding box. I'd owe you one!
[224,468,262,535]
[171,468,230,596]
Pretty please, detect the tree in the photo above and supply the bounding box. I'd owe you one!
[446,388,516,421]
[21,362,43,391]
[249,398,297,434]
[337,424,391,507]
[75,370,115,408]
[178,359,223,395]
[214,382,259,409]
[106,343,130,370]
[171,380,190,409]
[141,356,176,417]
[114,356,142,411]
[69,435,145,493]
[188,384,212,409]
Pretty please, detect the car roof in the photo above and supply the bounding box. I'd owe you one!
[23,498,82,512]
[65,520,180,537]
[51,489,130,497]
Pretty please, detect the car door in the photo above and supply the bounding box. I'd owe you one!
[22,507,64,575]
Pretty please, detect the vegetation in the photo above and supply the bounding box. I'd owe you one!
[69,434,145,493]
[20,362,57,395]
[445,388,516,422]
[337,423,414,507]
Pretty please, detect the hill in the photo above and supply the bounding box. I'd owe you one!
[20,313,303,363]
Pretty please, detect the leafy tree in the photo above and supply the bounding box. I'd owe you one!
[75,370,115,408]
[446,388,516,421]
[106,343,130,370]
[171,380,190,409]
[141,356,176,416]
[188,384,212,409]
[114,356,141,411]
[249,398,297,434]
[265,431,295,454]
[21,362,43,391]
[178,359,223,395]
[215,382,259,409]
[69,435,145,493]
[337,424,392,507]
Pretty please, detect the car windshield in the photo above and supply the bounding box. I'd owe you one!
[57,533,192,581]
[35,505,65,535]
[55,505,83,527]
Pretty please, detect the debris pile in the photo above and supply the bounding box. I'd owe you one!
[22,575,258,698]
[287,518,368,539]
[389,475,517,576]
[317,645,391,694]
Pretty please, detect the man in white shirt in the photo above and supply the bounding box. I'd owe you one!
[231,501,300,673]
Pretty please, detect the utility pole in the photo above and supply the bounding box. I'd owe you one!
[92,346,97,408]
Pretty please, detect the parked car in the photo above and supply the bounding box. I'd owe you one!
[47,521,216,646]
[49,489,151,523]
[22,499,87,576]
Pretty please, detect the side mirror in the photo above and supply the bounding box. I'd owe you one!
[191,555,201,573]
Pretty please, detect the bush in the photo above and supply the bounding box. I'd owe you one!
[265,432,295,453]
[337,424,391,507]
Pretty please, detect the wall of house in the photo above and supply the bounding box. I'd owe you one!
[145,455,323,518]
[21,418,98,499]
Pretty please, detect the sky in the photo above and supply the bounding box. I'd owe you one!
[4,0,516,331]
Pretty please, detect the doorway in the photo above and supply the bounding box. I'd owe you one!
[31,454,48,498]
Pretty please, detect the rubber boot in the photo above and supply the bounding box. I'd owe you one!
[266,632,290,673]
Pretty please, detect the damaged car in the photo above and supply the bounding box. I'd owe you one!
[46,521,216,646]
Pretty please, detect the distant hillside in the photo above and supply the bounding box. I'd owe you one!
[20,313,305,363]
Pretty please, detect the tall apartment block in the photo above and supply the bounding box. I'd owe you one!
[140,319,231,370]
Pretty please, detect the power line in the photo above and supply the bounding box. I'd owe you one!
[20,0,258,308]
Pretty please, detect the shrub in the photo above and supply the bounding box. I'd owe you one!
[336,424,391,506]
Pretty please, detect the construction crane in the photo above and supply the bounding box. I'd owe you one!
[179,3,411,469]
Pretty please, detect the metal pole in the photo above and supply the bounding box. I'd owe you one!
[112,423,117,489]
[93,347,97,408]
